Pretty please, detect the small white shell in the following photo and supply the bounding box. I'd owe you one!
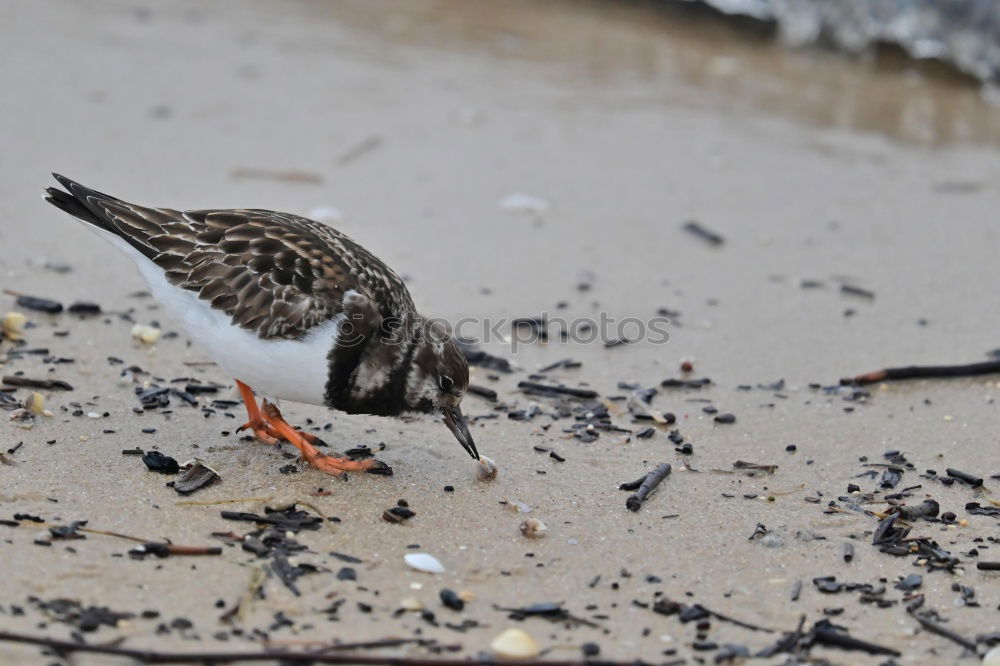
[25,392,45,415]
[476,455,498,482]
[520,518,548,538]
[398,597,423,611]
[2,311,27,341]
[498,193,550,215]
[984,646,1000,666]
[490,628,541,658]
[404,552,445,574]
[131,324,161,344]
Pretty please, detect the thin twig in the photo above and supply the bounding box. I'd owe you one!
[0,629,647,665]
[843,360,1000,385]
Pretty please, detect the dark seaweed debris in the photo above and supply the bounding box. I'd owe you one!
[142,451,179,475]
[1,375,73,390]
[456,340,513,373]
[171,462,219,495]
[682,220,724,246]
[28,597,133,632]
[13,294,63,314]
[221,506,323,532]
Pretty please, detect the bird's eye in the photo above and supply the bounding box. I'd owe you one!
[440,375,454,392]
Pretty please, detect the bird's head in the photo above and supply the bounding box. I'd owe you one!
[405,323,478,460]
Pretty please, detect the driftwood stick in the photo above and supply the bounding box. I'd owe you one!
[621,463,672,512]
[0,629,649,665]
[843,360,1000,385]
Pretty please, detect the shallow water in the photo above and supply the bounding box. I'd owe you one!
[323,0,1000,147]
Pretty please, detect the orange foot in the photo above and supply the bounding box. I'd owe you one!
[261,400,392,477]
[235,379,326,447]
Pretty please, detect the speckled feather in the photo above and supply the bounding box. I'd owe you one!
[45,174,416,340]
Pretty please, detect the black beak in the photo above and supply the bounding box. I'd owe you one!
[443,405,479,460]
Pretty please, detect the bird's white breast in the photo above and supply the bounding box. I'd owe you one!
[95,230,336,405]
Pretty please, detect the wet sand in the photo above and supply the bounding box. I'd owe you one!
[1,1,999,664]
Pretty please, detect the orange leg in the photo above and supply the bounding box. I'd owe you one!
[234,380,327,447]
[235,379,281,445]
[261,400,392,477]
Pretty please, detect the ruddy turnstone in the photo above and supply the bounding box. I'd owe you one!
[44,174,479,476]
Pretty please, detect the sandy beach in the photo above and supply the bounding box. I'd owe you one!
[1,1,999,664]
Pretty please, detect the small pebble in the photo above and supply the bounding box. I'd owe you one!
[439,588,464,611]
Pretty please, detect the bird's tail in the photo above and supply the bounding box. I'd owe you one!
[43,173,121,235]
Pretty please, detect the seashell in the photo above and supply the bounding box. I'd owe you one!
[476,455,498,481]
[2,312,27,341]
[25,392,45,415]
[490,628,540,658]
[131,323,161,344]
[399,597,423,611]
[520,518,548,538]
[404,552,445,574]
[984,646,1000,666]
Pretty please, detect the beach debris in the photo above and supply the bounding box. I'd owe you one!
[4,291,63,314]
[1,376,72,390]
[519,518,547,538]
[946,468,983,487]
[404,552,445,574]
[24,393,45,415]
[498,193,549,215]
[49,520,87,540]
[732,460,778,476]
[682,220,725,246]
[171,461,219,495]
[517,381,598,400]
[221,506,322,531]
[382,500,416,523]
[808,619,900,656]
[906,596,977,652]
[840,284,875,300]
[620,463,672,512]
[271,555,323,596]
[476,455,498,482]
[142,451,179,475]
[714,412,736,424]
[129,542,223,559]
[68,301,102,315]
[457,340,513,373]
[467,384,498,401]
[661,377,712,389]
[28,597,133,632]
[490,628,541,658]
[131,323,161,344]
[967,503,1000,517]
[439,588,464,611]
[2,312,27,341]
[843,359,1000,385]
[985,646,1000,666]
[399,597,423,612]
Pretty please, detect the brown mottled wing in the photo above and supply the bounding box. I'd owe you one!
[46,175,416,340]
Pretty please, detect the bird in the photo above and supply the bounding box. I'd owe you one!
[44,174,479,476]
